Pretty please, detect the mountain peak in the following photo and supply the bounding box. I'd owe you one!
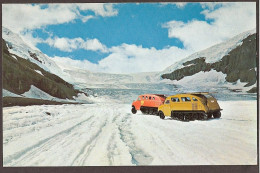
[162,28,256,74]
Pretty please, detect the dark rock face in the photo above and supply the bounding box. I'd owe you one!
[2,39,82,99]
[28,50,42,63]
[161,34,257,92]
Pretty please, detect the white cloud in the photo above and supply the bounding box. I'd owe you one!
[45,37,81,52]
[174,3,188,9]
[51,43,192,74]
[77,3,118,17]
[45,37,108,53]
[82,39,108,53]
[200,2,221,10]
[2,3,118,34]
[2,4,77,34]
[159,2,187,8]
[81,15,95,23]
[163,2,256,52]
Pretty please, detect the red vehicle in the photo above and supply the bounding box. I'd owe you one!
[131,94,166,115]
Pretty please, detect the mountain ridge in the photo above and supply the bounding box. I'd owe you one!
[160,29,257,93]
[2,38,83,100]
[2,26,257,95]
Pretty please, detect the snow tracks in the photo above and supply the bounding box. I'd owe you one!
[3,101,257,166]
[3,104,153,166]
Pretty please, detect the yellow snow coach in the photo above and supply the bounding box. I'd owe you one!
[158,92,222,120]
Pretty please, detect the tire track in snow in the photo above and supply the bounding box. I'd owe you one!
[106,110,132,165]
[139,117,216,164]
[136,118,186,164]
[18,118,98,166]
[106,132,117,165]
[117,113,153,165]
[4,115,95,166]
[71,115,109,166]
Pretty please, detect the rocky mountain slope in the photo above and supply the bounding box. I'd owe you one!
[2,38,82,100]
[2,26,257,98]
[2,27,74,83]
[161,30,257,93]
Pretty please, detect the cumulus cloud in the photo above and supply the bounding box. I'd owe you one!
[159,2,187,8]
[51,43,192,74]
[2,4,77,33]
[82,39,108,53]
[78,3,118,17]
[2,3,118,33]
[174,3,188,8]
[45,37,108,53]
[163,2,256,52]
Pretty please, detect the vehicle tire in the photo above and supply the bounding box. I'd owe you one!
[208,113,212,119]
[199,113,208,120]
[179,113,185,121]
[192,113,199,120]
[131,106,137,114]
[188,113,193,121]
[141,107,148,114]
[144,108,149,115]
[184,114,190,121]
[176,113,181,120]
[149,108,153,115]
[159,111,165,119]
[213,111,221,118]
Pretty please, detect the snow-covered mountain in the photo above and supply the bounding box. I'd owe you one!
[160,29,257,93]
[2,27,74,83]
[2,26,257,101]
[2,31,85,103]
[162,29,256,74]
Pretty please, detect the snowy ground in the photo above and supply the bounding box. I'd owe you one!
[3,100,257,166]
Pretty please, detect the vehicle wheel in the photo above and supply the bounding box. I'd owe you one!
[131,106,137,114]
[213,111,221,118]
[199,113,208,120]
[188,113,193,121]
[192,113,199,120]
[176,113,181,120]
[184,114,190,121]
[159,111,165,119]
[149,108,153,115]
[144,109,149,115]
[179,113,185,121]
[208,113,212,119]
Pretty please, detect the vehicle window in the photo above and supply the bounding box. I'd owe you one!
[146,96,148,100]
[181,97,191,102]
[138,97,141,101]
[142,96,144,100]
[171,97,180,102]
[165,100,170,104]
[149,96,151,100]
[152,97,155,100]
[192,97,198,101]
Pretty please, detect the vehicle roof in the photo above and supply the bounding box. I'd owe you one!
[139,94,166,98]
[166,93,213,98]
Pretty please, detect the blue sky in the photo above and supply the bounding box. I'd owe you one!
[33,3,207,63]
[2,2,256,73]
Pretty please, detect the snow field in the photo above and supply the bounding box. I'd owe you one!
[3,100,257,166]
